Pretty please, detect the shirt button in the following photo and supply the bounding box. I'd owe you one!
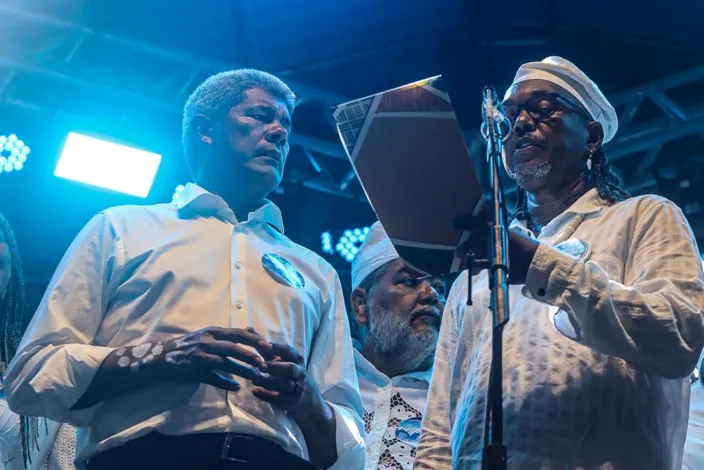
[537,288,546,297]
[235,301,243,309]
[235,262,242,269]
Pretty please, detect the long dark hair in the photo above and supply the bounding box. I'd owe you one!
[0,212,42,468]
[512,148,631,222]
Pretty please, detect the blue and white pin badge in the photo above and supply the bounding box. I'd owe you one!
[555,239,590,261]
[262,253,305,289]
[395,417,423,445]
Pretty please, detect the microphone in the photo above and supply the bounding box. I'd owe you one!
[480,86,512,142]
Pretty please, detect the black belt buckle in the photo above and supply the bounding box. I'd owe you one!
[221,434,255,463]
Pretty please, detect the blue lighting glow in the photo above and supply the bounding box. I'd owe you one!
[171,184,186,204]
[0,134,30,174]
[54,132,162,198]
[324,226,371,262]
[321,231,334,255]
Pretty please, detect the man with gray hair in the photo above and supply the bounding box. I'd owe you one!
[349,221,445,470]
[5,69,365,470]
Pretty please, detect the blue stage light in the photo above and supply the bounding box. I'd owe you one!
[171,184,186,204]
[332,226,371,262]
[55,132,162,198]
[321,231,335,255]
[0,134,30,174]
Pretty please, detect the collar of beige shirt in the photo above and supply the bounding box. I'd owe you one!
[510,187,606,237]
[175,183,285,233]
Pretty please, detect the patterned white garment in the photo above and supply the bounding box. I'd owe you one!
[3,183,365,469]
[416,189,704,470]
[355,350,431,470]
[40,424,77,470]
[0,397,76,470]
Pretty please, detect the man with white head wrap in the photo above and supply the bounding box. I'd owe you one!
[348,221,446,470]
[415,57,704,469]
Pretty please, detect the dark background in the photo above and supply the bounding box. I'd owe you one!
[0,0,703,313]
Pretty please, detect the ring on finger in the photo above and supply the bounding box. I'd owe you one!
[287,377,299,396]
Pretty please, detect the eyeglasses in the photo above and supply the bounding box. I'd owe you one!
[503,93,592,125]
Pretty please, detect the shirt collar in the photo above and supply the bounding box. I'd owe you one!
[354,349,433,385]
[510,187,604,234]
[564,187,605,215]
[175,183,284,233]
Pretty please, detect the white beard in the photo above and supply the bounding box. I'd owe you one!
[505,159,553,184]
[364,302,438,374]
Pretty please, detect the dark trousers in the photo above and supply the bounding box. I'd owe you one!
[85,432,320,470]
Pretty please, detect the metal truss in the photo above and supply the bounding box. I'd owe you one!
[0,3,360,199]
[606,65,704,160]
[1,3,704,203]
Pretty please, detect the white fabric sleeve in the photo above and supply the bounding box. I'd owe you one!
[525,198,704,378]
[4,212,121,426]
[0,397,24,470]
[307,266,366,469]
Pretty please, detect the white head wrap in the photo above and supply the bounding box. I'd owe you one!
[351,221,400,290]
[503,56,618,143]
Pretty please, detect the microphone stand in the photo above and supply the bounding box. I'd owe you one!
[480,86,510,470]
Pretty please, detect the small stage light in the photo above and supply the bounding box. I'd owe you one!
[55,132,162,198]
[327,226,370,262]
[321,231,334,255]
[171,184,186,204]
[0,134,30,174]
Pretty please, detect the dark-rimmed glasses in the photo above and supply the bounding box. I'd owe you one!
[503,93,592,125]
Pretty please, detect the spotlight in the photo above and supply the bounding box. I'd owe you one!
[0,134,30,174]
[171,184,186,204]
[321,231,334,255]
[333,226,371,262]
[55,132,162,198]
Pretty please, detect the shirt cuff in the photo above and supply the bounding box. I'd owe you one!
[29,344,114,426]
[524,243,585,341]
[327,402,366,470]
[524,242,579,303]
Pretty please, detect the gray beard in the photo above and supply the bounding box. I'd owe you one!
[364,302,438,374]
[505,159,553,184]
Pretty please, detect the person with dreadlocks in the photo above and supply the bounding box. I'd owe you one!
[0,212,77,470]
[415,56,704,470]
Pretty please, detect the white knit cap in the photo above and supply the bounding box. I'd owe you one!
[504,56,618,143]
[351,221,400,290]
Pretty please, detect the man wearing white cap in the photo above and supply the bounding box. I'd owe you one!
[348,221,446,470]
[416,56,704,469]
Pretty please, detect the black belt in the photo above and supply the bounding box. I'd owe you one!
[86,432,320,470]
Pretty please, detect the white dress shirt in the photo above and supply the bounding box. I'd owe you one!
[354,350,431,470]
[3,183,365,469]
[0,397,77,470]
[415,189,704,470]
